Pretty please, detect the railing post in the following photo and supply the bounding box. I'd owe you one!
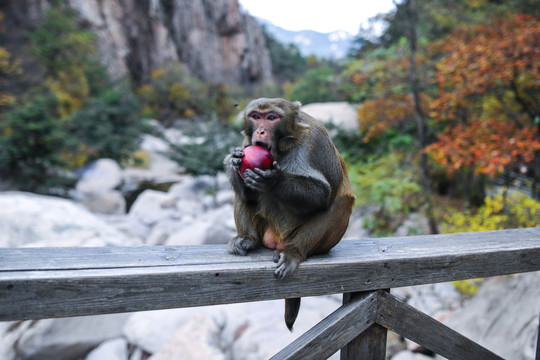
[340,291,387,360]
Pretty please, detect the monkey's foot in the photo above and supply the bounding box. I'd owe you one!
[274,253,299,280]
[227,236,258,256]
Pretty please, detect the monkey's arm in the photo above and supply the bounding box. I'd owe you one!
[244,164,332,215]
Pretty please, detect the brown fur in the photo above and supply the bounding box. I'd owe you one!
[224,98,355,330]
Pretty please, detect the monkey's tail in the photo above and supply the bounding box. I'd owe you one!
[285,297,301,331]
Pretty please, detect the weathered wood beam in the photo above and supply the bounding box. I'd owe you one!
[376,290,504,360]
[270,291,378,360]
[340,291,388,360]
[0,228,539,321]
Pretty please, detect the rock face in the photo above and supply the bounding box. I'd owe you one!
[3,0,272,86]
[437,272,540,360]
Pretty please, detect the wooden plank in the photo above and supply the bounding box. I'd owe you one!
[0,228,539,321]
[376,291,504,360]
[341,292,387,360]
[270,291,378,360]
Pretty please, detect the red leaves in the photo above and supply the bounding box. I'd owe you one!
[426,120,540,176]
[427,14,540,176]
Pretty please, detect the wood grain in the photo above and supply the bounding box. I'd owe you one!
[340,291,387,360]
[270,291,378,360]
[377,290,504,359]
[0,227,539,321]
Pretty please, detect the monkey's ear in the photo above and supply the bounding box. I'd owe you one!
[292,101,302,109]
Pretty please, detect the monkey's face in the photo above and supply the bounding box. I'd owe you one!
[246,110,281,153]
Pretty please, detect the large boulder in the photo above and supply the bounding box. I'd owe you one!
[148,313,225,360]
[301,102,359,132]
[0,314,129,360]
[75,159,126,215]
[0,192,137,247]
[437,272,540,360]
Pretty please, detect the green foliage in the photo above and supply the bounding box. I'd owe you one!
[453,278,482,298]
[0,95,74,192]
[443,189,540,233]
[31,7,97,117]
[285,65,341,104]
[166,119,242,178]
[68,87,145,165]
[349,152,423,236]
[0,7,145,193]
[137,63,213,125]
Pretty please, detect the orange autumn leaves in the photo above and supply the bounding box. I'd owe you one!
[427,120,538,175]
[356,14,540,176]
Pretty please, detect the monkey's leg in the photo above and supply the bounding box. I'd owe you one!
[228,200,264,256]
[274,195,353,279]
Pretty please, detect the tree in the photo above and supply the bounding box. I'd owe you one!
[31,7,97,118]
[0,95,73,192]
[0,12,21,109]
[426,14,540,198]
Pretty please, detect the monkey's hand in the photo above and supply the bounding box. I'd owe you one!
[228,235,259,256]
[243,161,281,192]
[229,147,244,172]
[274,252,299,280]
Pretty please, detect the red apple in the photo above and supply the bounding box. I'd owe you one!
[239,145,274,178]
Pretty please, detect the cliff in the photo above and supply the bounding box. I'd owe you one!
[1,0,272,87]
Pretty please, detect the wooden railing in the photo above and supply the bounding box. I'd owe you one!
[1,227,539,359]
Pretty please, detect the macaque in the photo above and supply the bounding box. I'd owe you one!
[224,98,355,330]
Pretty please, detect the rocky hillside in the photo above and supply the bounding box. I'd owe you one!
[1,0,272,86]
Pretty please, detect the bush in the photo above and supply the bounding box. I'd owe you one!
[0,95,74,192]
[137,63,211,125]
[443,189,540,233]
[285,66,341,104]
[166,118,241,179]
[349,152,423,236]
[68,88,145,165]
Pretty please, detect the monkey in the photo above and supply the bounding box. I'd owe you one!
[224,98,356,330]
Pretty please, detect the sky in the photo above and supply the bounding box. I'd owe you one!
[238,0,396,35]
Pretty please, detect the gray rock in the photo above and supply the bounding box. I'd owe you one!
[165,219,211,246]
[3,314,129,360]
[204,224,235,245]
[148,313,225,360]
[75,159,126,215]
[0,192,136,247]
[437,272,540,360]
[123,309,195,354]
[80,190,126,215]
[86,338,128,360]
[129,190,177,226]
[76,159,123,195]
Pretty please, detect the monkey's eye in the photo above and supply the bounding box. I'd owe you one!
[267,114,279,120]
[250,113,261,120]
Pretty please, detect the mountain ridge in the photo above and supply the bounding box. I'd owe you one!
[259,18,354,59]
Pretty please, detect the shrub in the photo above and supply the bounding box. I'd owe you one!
[348,152,423,235]
[443,189,540,233]
[68,88,145,165]
[0,95,74,192]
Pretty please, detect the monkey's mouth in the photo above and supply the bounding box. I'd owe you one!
[254,140,271,152]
